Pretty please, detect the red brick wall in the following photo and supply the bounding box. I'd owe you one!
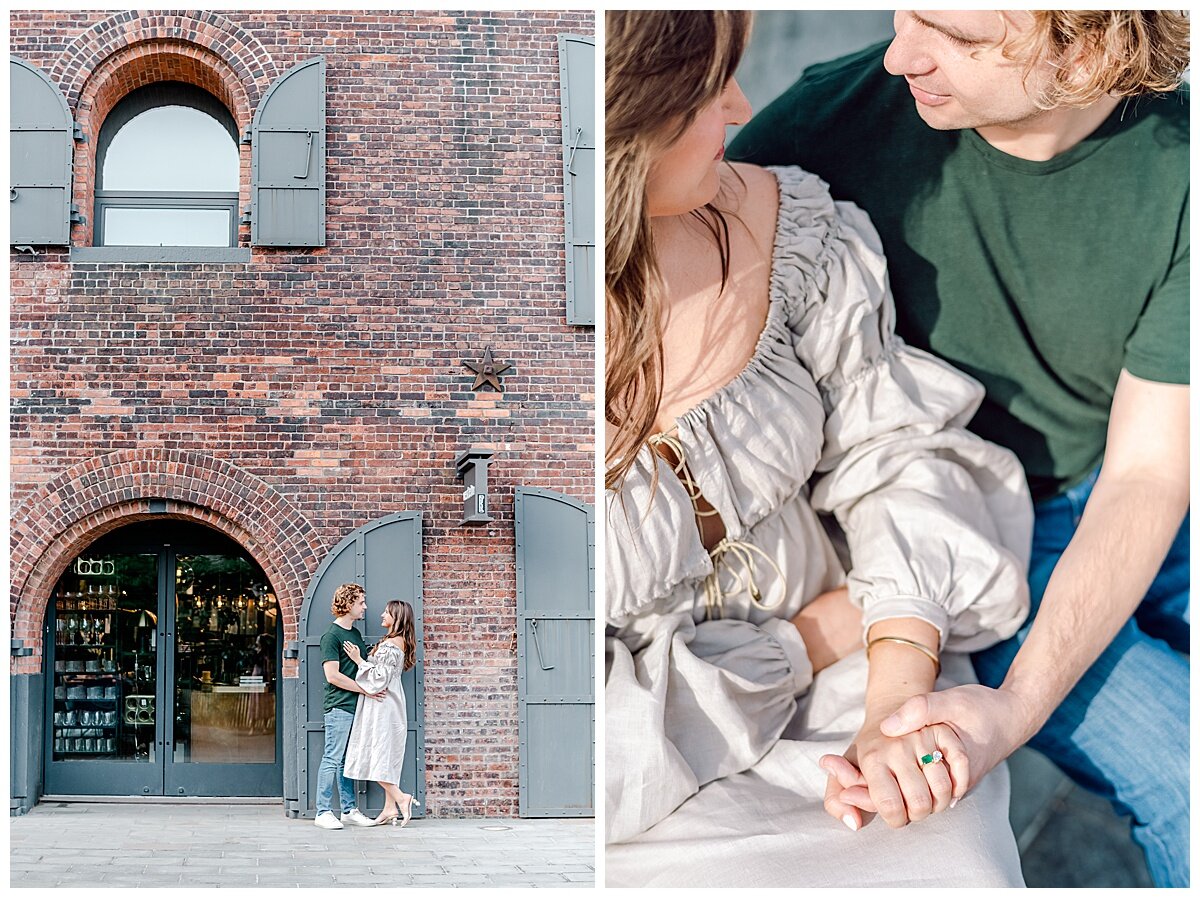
[10,10,595,816]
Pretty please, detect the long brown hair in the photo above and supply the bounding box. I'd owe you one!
[605,11,752,491]
[372,599,417,672]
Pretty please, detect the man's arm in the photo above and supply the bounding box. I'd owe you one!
[322,659,384,699]
[878,371,1189,787]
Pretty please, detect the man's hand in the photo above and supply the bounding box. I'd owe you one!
[878,684,1036,794]
[323,658,386,700]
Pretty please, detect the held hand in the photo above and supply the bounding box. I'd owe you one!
[365,689,387,701]
[879,684,1032,797]
[821,720,968,830]
[820,750,873,832]
[342,642,362,663]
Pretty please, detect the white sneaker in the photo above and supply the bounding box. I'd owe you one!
[314,811,344,830]
[342,808,375,827]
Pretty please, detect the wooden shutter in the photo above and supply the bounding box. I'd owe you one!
[251,56,326,247]
[558,35,595,326]
[10,56,76,245]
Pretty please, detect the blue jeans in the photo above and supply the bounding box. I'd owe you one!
[316,708,358,815]
[972,469,1190,887]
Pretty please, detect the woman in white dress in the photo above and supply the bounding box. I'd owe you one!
[343,600,421,827]
[605,11,1033,886]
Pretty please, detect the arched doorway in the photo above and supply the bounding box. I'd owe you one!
[293,512,424,818]
[43,520,283,797]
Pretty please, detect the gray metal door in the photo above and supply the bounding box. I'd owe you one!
[293,513,424,818]
[515,488,594,816]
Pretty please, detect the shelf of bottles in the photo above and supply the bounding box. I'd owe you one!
[51,553,158,762]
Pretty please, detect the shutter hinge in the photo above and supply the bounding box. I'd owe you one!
[241,205,252,225]
[284,641,299,659]
[11,638,32,658]
[241,128,252,145]
[69,203,85,226]
[72,121,86,142]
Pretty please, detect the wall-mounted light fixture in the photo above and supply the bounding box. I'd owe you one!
[455,448,495,524]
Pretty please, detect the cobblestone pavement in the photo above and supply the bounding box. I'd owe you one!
[10,802,595,888]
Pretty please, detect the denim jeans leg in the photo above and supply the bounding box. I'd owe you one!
[1134,511,1189,653]
[1026,614,1189,886]
[316,709,356,814]
[972,476,1190,887]
[337,734,358,814]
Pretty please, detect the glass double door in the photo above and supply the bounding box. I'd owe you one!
[45,523,282,797]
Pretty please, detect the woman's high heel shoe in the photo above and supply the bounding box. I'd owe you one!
[400,795,421,827]
[372,808,400,827]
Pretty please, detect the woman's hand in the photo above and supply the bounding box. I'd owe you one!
[821,719,969,831]
[343,642,362,663]
[790,586,862,673]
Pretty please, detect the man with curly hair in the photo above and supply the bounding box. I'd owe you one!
[314,582,386,830]
[731,10,1189,885]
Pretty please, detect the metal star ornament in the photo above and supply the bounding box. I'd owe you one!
[463,346,512,392]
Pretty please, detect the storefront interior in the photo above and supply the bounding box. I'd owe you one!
[45,520,282,797]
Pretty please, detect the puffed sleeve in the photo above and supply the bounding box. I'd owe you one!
[771,166,1032,652]
[354,645,402,693]
[605,610,812,844]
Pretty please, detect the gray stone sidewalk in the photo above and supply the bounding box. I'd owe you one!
[10,802,595,888]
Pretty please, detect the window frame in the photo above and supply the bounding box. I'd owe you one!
[93,82,241,249]
[94,191,240,248]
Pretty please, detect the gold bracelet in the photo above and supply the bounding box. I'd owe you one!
[866,636,940,674]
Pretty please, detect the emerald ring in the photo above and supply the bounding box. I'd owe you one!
[919,750,944,767]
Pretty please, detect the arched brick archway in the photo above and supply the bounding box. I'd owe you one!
[11,449,321,676]
[50,12,279,246]
[52,10,278,107]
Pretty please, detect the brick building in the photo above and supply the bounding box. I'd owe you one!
[10,10,596,819]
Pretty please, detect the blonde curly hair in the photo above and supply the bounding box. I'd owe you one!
[331,582,363,617]
[1007,11,1190,108]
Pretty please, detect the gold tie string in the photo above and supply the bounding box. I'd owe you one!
[649,429,787,620]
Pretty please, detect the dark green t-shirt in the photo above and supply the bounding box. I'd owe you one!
[320,622,367,714]
[729,43,1189,499]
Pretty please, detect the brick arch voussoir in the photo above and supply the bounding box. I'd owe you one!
[53,10,278,109]
[80,42,255,132]
[11,450,322,675]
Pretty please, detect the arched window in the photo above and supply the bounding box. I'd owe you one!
[94,83,239,247]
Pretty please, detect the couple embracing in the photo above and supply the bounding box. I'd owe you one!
[314,583,421,830]
[605,10,1188,887]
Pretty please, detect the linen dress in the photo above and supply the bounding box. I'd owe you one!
[605,166,1034,886]
[343,642,408,785]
